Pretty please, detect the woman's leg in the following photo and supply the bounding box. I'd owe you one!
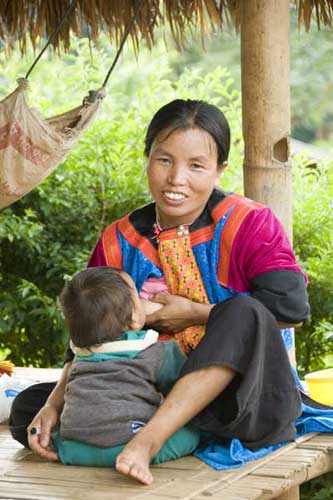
[116,296,301,485]
[116,365,235,484]
[9,382,56,447]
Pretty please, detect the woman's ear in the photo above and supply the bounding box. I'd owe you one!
[215,161,228,186]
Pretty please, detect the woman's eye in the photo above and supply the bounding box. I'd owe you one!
[191,163,204,170]
[157,157,171,165]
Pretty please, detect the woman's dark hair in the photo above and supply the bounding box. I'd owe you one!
[144,99,230,165]
[60,267,134,348]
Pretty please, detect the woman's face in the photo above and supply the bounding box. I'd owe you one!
[147,127,225,227]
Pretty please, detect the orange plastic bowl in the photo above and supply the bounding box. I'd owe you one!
[305,368,333,406]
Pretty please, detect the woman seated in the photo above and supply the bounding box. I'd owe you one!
[9,99,310,486]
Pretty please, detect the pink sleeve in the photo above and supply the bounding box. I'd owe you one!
[228,208,306,292]
[87,238,107,267]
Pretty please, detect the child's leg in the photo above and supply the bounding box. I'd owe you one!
[53,425,200,467]
[151,425,200,464]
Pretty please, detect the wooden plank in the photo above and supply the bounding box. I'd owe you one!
[153,457,205,472]
[0,482,139,500]
[195,496,258,500]
[194,483,264,500]
[271,450,324,460]
[4,461,159,487]
[148,477,228,499]
[299,442,333,451]
[0,474,155,493]
[190,468,234,482]
[203,473,297,499]
[134,495,180,500]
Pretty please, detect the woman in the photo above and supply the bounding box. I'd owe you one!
[9,99,310,485]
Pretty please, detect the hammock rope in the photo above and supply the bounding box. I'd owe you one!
[102,0,145,89]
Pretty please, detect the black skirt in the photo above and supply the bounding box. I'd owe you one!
[181,295,302,449]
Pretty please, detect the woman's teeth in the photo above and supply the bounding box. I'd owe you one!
[164,192,186,201]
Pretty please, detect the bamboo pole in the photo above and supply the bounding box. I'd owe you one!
[240,0,292,240]
[240,0,296,366]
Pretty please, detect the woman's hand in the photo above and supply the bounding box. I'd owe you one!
[27,403,60,461]
[145,294,214,333]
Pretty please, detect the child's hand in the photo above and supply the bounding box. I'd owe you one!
[140,298,163,316]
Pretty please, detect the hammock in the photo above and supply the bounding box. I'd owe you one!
[0,80,105,209]
[0,0,143,210]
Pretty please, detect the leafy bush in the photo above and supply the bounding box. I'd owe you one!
[293,156,333,375]
[301,472,333,500]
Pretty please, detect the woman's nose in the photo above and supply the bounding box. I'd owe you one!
[167,164,186,185]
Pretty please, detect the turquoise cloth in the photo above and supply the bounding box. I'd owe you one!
[53,424,200,467]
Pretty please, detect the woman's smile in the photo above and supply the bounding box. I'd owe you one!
[147,127,224,228]
[163,191,187,203]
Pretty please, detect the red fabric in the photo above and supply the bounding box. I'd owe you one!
[88,238,107,267]
[228,207,306,292]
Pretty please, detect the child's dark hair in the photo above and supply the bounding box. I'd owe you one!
[60,267,134,348]
[144,99,230,166]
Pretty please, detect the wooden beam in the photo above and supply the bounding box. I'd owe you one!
[275,485,300,500]
[240,0,292,240]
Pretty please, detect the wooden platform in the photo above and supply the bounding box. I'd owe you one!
[1,368,332,500]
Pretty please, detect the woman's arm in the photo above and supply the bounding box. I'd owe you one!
[251,269,310,326]
[228,207,310,326]
[27,361,72,460]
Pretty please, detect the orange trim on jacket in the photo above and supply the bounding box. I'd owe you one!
[212,194,263,287]
[102,222,122,269]
[118,215,160,268]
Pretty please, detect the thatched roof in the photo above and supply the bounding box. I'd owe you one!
[1,0,332,54]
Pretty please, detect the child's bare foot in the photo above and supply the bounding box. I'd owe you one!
[115,437,154,485]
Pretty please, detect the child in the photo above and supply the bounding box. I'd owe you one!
[53,266,200,466]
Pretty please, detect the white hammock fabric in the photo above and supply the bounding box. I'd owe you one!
[0,79,105,209]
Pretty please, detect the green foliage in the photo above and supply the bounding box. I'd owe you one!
[301,472,333,500]
[290,13,333,143]
[0,38,242,367]
[293,155,333,375]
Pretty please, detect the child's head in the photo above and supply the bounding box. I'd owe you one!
[60,267,145,348]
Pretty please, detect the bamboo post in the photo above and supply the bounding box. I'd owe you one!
[240,0,292,240]
[240,0,296,366]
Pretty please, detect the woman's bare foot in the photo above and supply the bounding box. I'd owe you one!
[115,435,155,485]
